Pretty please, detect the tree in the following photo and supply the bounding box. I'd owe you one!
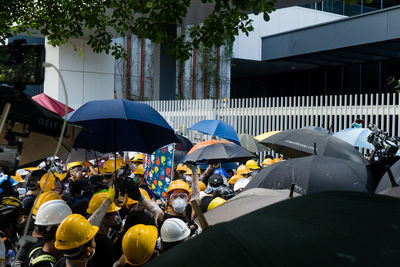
[1,0,277,61]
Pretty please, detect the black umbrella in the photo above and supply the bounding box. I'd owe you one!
[259,128,367,165]
[245,155,374,194]
[375,158,400,196]
[183,141,255,164]
[175,134,193,152]
[238,133,269,153]
[146,191,400,267]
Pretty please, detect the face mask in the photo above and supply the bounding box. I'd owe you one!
[185,175,192,184]
[172,197,187,213]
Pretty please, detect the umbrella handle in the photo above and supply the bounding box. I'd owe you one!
[114,193,128,207]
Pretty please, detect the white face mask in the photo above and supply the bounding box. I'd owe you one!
[172,198,187,213]
[185,175,193,184]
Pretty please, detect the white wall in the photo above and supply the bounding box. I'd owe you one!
[44,38,115,109]
[233,6,346,61]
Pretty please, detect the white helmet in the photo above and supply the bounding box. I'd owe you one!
[234,178,250,192]
[35,199,72,226]
[161,218,190,243]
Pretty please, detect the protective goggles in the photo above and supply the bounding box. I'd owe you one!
[170,193,188,201]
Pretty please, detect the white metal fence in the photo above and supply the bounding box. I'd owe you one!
[144,93,400,159]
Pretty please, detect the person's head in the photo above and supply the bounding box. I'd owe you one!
[101,158,126,179]
[160,218,190,252]
[34,199,72,242]
[208,174,224,188]
[228,174,243,189]
[245,159,260,175]
[33,191,62,216]
[125,188,151,210]
[27,169,46,192]
[87,192,121,227]
[236,165,252,178]
[261,158,274,168]
[133,164,145,184]
[122,224,158,266]
[131,154,144,165]
[68,162,83,181]
[184,167,200,185]
[207,197,226,211]
[166,180,190,214]
[233,178,250,193]
[175,163,187,179]
[54,214,98,262]
[213,168,230,179]
[0,196,24,235]
[213,185,235,200]
[40,172,57,192]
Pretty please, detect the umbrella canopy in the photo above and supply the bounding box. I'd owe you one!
[175,134,193,152]
[147,191,400,267]
[32,93,74,117]
[58,148,105,163]
[254,131,280,141]
[259,128,368,165]
[245,155,374,194]
[69,99,178,154]
[238,133,269,153]
[201,188,294,226]
[302,126,329,133]
[188,120,240,145]
[375,158,400,193]
[183,140,255,164]
[332,128,374,150]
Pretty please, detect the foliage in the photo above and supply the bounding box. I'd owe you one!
[1,0,277,61]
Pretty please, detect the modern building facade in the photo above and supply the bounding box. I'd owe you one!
[231,1,400,99]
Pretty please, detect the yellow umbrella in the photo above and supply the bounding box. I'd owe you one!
[255,131,280,141]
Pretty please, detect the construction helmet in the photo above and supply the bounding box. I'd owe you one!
[207,197,226,211]
[33,191,62,215]
[102,158,126,174]
[176,163,187,172]
[246,159,260,170]
[35,200,72,226]
[199,181,206,191]
[133,164,144,175]
[54,214,99,250]
[213,185,235,200]
[185,167,201,175]
[25,166,40,172]
[67,162,82,171]
[131,154,144,163]
[160,218,190,243]
[40,172,56,192]
[125,188,151,209]
[236,165,252,175]
[0,196,22,217]
[122,224,158,266]
[234,178,250,192]
[262,158,274,166]
[166,180,191,199]
[86,192,121,214]
[54,172,68,182]
[213,168,230,178]
[228,175,244,185]
[273,158,281,163]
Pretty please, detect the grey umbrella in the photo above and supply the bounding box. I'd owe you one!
[259,128,367,165]
[238,133,269,153]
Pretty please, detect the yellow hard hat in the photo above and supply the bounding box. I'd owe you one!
[199,181,206,191]
[102,158,126,174]
[12,172,26,183]
[133,164,144,175]
[228,175,244,185]
[131,154,145,163]
[126,188,151,209]
[262,158,274,166]
[122,224,158,266]
[236,165,252,175]
[33,191,62,215]
[40,173,56,192]
[166,180,191,199]
[185,167,201,175]
[87,192,121,214]
[273,158,281,163]
[246,159,260,170]
[54,214,99,250]
[67,162,82,171]
[176,163,187,172]
[54,172,68,182]
[207,197,226,211]
[25,167,40,172]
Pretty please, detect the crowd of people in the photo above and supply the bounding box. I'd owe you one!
[0,153,283,267]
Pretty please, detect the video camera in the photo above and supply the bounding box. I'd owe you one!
[367,124,400,161]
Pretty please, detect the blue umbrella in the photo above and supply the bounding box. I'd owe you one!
[69,99,178,154]
[333,128,374,150]
[189,120,240,145]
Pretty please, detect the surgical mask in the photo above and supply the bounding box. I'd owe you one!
[185,175,192,184]
[172,198,187,213]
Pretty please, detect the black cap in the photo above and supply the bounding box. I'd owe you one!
[208,174,224,188]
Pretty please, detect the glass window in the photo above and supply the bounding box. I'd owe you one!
[383,0,399,8]
[363,0,381,13]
